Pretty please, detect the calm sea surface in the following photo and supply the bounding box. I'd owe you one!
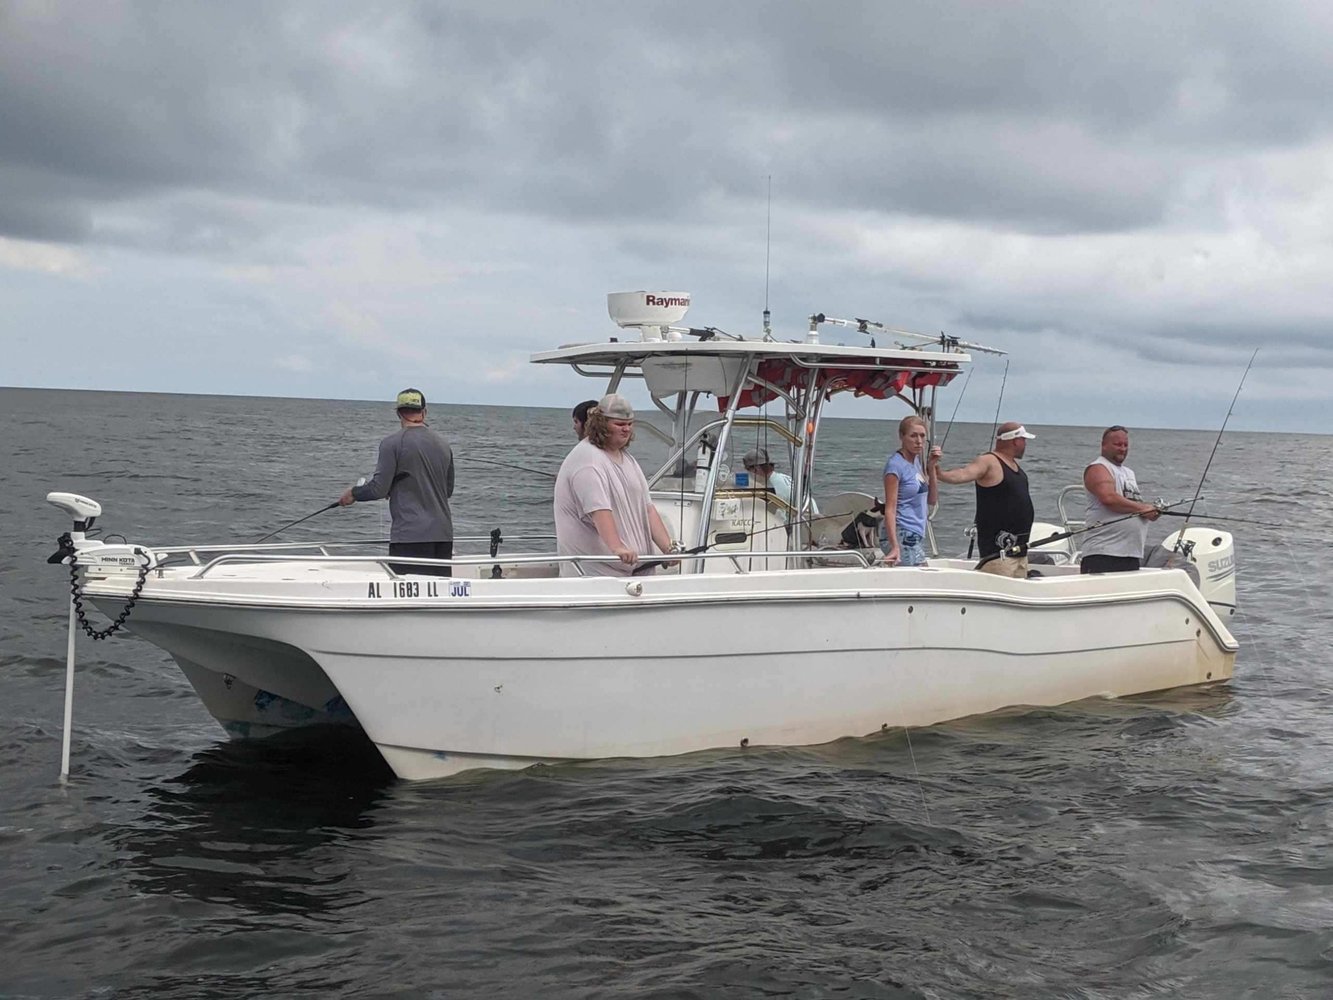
[2,387,1331,998]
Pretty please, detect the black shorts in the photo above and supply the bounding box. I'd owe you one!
[388,540,454,577]
[1080,554,1140,575]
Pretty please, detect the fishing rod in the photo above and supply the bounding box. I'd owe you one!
[935,368,973,453]
[1177,348,1258,533]
[966,359,1012,562]
[630,508,858,575]
[468,455,558,480]
[1155,510,1284,528]
[253,502,339,544]
[976,497,1200,569]
[988,358,1010,442]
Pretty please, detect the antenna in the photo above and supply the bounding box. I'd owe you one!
[762,175,773,341]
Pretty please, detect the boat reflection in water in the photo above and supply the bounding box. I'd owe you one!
[112,727,392,913]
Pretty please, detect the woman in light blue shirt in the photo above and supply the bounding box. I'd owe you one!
[880,415,938,566]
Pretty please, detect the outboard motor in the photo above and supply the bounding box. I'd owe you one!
[1147,526,1236,617]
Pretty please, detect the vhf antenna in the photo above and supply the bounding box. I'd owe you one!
[762,175,773,341]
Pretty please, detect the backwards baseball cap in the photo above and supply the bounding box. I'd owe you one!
[742,447,772,468]
[598,393,634,421]
[996,425,1036,441]
[395,388,426,410]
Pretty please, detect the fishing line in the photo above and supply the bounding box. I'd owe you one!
[468,455,557,480]
[903,727,932,825]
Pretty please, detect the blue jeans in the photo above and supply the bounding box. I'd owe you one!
[898,530,927,566]
[880,526,928,565]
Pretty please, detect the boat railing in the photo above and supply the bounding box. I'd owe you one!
[1056,484,1088,533]
[182,548,874,580]
[151,534,557,566]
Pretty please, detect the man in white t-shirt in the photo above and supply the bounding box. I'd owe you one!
[554,394,677,577]
[1081,425,1161,574]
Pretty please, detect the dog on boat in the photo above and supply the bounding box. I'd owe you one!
[840,499,885,549]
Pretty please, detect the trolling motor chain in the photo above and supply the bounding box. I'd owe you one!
[58,537,151,640]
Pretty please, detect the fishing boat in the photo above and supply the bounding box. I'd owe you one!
[46,292,1238,780]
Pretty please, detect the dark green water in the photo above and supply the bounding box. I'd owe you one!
[2,387,1329,998]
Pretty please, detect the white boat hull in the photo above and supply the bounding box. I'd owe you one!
[90,562,1236,780]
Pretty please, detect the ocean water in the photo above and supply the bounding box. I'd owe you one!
[2,387,1331,998]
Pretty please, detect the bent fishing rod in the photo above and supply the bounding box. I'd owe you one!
[1177,347,1259,535]
[975,497,1201,569]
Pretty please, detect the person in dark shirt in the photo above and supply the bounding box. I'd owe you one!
[930,421,1036,578]
[572,399,599,440]
[338,388,456,577]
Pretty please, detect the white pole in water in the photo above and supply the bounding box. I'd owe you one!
[60,594,77,782]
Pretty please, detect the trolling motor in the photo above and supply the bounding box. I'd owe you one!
[45,492,157,781]
[46,492,102,564]
[46,491,158,638]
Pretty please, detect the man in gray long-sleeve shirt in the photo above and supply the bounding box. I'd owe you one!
[338,388,456,576]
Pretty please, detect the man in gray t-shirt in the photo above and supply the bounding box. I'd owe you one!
[339,388,455,577]
[554,393,676,577]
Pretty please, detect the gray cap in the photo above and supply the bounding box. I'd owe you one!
[598,393,635,420]
[742,447,773,468]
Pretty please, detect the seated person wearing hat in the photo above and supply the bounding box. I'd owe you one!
[554,393,677,576]
[741,448,793,507]
[741,448,818,525]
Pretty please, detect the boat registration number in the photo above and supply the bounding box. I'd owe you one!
[365,580,472,599]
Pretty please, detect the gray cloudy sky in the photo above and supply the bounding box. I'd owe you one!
[2,1,1330,431]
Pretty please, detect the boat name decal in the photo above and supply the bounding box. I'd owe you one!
[644,294,689,308]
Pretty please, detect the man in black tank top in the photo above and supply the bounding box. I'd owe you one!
[929,421,1036,579]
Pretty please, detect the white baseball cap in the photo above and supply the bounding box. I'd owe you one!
[996,425,1036,441]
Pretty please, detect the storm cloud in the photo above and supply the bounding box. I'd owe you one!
[2,1,1330,429]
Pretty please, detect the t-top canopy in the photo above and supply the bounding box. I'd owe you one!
[529,339,966,410]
